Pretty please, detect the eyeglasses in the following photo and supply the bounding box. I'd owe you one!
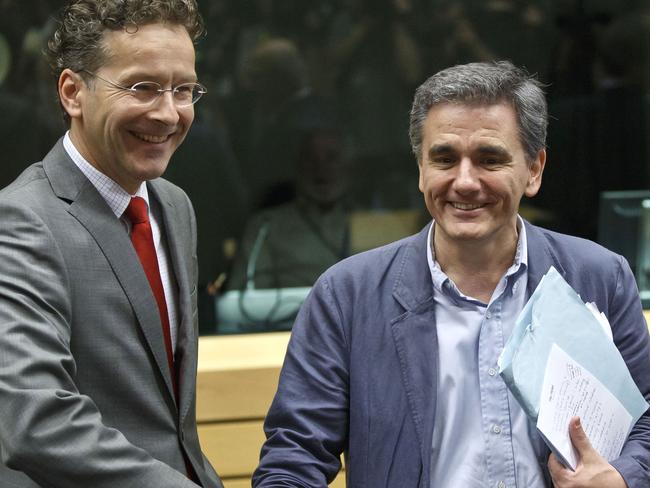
[82,70,207,107]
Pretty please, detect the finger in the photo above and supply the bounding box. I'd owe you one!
[547,452,562,474]
[568,416,595,461]
[547,453,571,486]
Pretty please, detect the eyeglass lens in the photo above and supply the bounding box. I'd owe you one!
[130,81,204,105]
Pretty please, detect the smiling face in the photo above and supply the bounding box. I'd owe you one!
[418,102,545,253]
[63,23,196,194]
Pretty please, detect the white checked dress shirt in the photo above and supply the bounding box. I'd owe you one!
[63,132,179,352]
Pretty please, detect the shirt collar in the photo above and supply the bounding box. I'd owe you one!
[63,131,149,218]
[426,216,528,294]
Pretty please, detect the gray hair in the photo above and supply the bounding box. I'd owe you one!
[409,61,547,164]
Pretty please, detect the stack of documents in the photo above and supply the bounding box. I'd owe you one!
[498,266,649,469]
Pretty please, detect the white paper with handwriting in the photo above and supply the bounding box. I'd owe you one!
[536,343,633,470]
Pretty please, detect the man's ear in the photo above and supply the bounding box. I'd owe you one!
[525,148,546,198]
[58,68,85,120]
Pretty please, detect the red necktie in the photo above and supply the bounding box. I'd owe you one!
[126,197,199,484]
[125,197,176,391]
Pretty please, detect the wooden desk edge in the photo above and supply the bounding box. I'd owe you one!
[199,312,650,373]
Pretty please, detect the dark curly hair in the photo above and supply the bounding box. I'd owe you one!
[46,0,204,77]
[45,0,204,121]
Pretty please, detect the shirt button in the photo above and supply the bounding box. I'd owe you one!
[486,311,492,319]
[512,283,518,293]
[497,481,506,488]
[488,367,497,376]
[492,425,502,434]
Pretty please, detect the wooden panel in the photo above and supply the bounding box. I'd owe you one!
[199,420,265,478]
[331,474,346,488]
[349,209,421,254]
[199,420,346,486]
[198,332,290,372]
[222,473,346,488]
[197,366,281,422]
[197,332,290,421]
[643,310,650,332]
[222,478,250,488]
[197,332,346,485]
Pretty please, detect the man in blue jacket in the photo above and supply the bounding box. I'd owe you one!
[253,61,650,488]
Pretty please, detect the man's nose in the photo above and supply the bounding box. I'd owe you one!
[452,158,481,192]
[149,91,182,125]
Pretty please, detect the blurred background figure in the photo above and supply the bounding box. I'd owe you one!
[226,126,350,292]
[215,127,349,333]
[230,37,334,210]
[327,0,423,209]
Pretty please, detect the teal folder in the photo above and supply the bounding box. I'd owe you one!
[498,266,648,425]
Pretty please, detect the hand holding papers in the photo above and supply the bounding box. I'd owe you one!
[497,266,649,468]
[537,344,633,469]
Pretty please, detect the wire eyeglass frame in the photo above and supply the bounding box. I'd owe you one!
[82,70,207,107]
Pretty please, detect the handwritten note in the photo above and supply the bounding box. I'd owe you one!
[536,343,633,470]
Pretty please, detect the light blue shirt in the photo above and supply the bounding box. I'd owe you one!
[428,218,546,488]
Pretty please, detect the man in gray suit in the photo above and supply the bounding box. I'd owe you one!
[0,1,223,487]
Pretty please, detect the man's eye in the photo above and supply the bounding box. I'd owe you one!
[131,82,159,93]
[481,157,506,166]
[432,157,454,165]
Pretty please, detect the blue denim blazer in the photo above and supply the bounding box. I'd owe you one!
[254,222,650,488]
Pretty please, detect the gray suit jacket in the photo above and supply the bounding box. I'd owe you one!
[0,140,223,488]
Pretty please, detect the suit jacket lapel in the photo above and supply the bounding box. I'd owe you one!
[43,141,177,406]
[389,224,437,484]
[148,181,197,422]
[525,220,567,294]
